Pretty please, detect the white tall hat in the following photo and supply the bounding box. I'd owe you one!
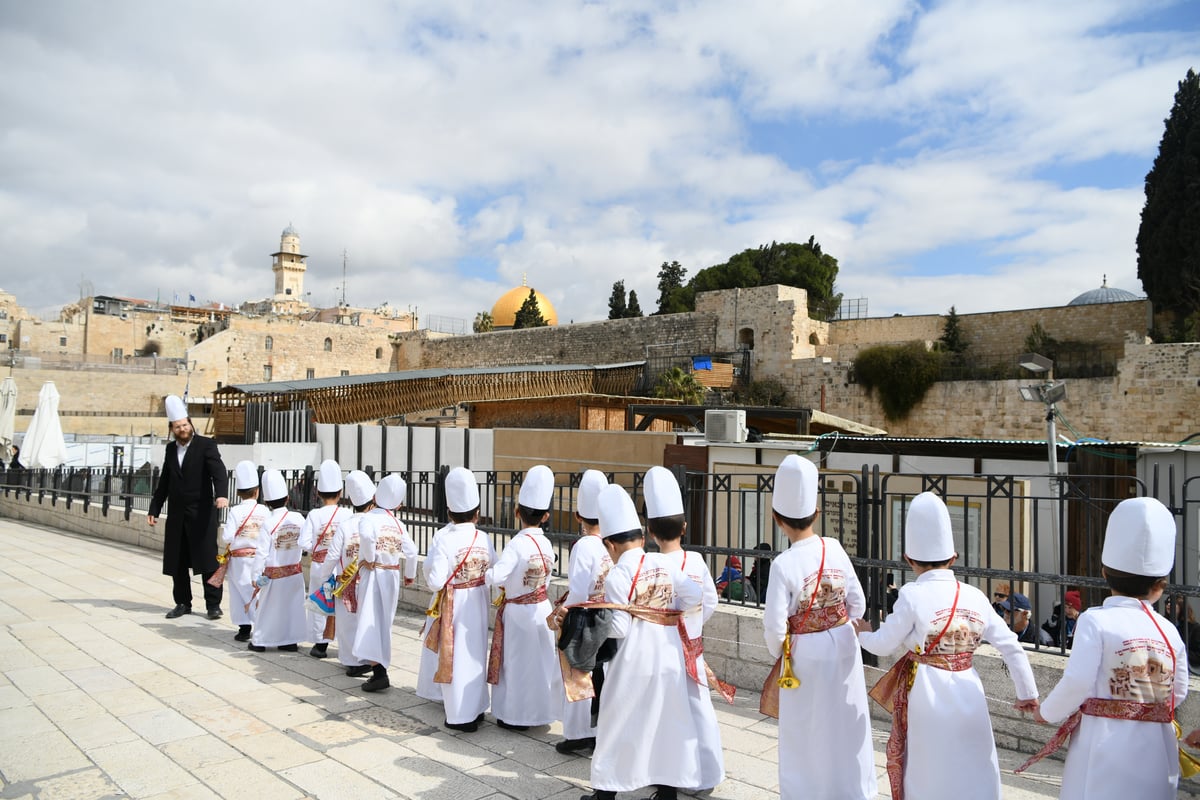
[446,467,480,514]
[904,492,955,561]
[234,460,259,491]
[345,470,376,507]
[643,466,684,518]
[316,460,343,492]
[165,395,188,422]
[518,465,554,510]
[1102,497,1176,577]
[577,469,608,519]
[261,469,288,503]
[772,454,818,519]
[598,484,642,538]
[375,474,407,510]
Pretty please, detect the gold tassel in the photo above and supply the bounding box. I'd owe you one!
[777,634,800,689]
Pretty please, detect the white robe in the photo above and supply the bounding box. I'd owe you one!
[221,499,270,627]
[663,548,724,790]
[590,548,705,793]
[857,569,1038,800]
[328,513,368,667]
[485,527,562,726]
[560,533,612,739]
[762,535,876,800]
[302,503,351,644]
[422,522,496,725]
[251,509,308,648]
[352,508,418,667]
[1039,596,1189,800]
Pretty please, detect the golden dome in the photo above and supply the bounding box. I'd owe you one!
[491,280,558,327]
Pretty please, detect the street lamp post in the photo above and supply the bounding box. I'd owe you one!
[1018,352,1067,575]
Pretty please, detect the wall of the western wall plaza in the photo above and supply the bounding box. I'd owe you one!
[5,367,191,437]
[389,313,721,370]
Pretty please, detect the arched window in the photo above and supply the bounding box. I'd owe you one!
[264,335,273,351]
[375,347,383,359]
[809,332,821,345]
[738,327,755,350]
[323,337,332,352]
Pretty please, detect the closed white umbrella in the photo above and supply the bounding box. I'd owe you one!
[0,376,15,464]
[19,381,69,469]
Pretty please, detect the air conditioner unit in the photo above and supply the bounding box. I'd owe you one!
[705,409,747,443]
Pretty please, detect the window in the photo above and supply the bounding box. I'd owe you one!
[324,338,333,352]
[59,336,68,347]
[306,368,315,379]
[738,328,754,350]
[0,334,6,344]
[263,365,272,381]
[340,369,350,377]
[111,347,122,359]
[285,288,292,295]
[265,335,273,351]
[375,347,383,359]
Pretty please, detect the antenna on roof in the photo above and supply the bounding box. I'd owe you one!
[341,249,348,306]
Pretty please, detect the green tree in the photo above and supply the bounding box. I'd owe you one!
[626,290,644,318]
[681,238,841,320]
[473,310,493,333]
[655,260,689,314]
[1137,68,1200,338]
[938,306,969,353]
[608,280,627,320]
[853,342,943,421]
[653,366,705,405]
[512,289,548,329]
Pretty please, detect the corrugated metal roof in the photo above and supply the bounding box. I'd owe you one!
[222,361,647,395]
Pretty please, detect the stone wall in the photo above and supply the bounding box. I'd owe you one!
[389,313,720,370]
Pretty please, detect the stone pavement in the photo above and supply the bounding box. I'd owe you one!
[0,517,1174,800]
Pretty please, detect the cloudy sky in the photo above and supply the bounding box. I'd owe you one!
[2,1,1197,327]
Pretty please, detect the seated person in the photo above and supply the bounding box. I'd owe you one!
[999,591,1052,646]
[1040,589,1081,648]
[746,542,772,598]
[991,581,1011,616]
[714,555,743,594]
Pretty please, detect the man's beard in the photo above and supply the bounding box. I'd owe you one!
[175,428,193,444]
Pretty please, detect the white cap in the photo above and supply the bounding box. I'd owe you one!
[234,460,259,491]
[446,467,480,513]
[165,395,188,422]
[904,492,955,561]
[345,470,376,507]
[577,469,608,519]
[376,474,407,510]
[598,484,642,539]
[1101,497,1176,577]
[772,454,818,519]
[643,466,684,518]
[316,460,343,492]
[518,465,554,510]
[261,469,288,502]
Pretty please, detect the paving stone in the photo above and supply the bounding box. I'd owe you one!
[192,756,305,800]
[280,758,400,800]
[120,707,207,745]
[158,733,242,770]
[88,738,198,797]
[0,727,92,782]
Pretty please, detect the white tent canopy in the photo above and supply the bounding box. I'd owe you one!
[19,381,69,469]
[0,376,15,465]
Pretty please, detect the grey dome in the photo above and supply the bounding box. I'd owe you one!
[1068,276,1139,306]
[282,223,298,238]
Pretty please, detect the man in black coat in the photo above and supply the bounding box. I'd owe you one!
[147,395,229,620]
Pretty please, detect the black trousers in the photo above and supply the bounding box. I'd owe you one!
[170,534,222,609]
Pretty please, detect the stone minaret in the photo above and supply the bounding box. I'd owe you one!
[272,224,307,301]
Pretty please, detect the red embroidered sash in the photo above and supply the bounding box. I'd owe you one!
[487,586,549,684]
[207,504,259,587]
[427,531,482,684]
[1016,698,1172,773]
[360,562,401,570]
[264,564,302,579]
[869,582,963,800]
[229,547,257,558]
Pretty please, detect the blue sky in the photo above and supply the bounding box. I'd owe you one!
[0,1,1197,325]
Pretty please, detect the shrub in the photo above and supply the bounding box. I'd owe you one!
[853,342,942,420]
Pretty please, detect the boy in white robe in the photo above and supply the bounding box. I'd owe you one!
[486,464,562,728]
[352,474,418,692]
[854,492,1039,800]
[416,520,452,703]
[423,467,496,731]
[583,484,704,800]
[761,454,876,800]
[221,461,270,642]
[301,460,350,658]
[328,471,375,677]
[642,465,726,792]
[551,469,611,754]
[247,470,307,652]
[1024,497,1188,800]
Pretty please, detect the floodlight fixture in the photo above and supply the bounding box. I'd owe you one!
[1018,352,1053,373]
[1042,381,1067,405]
[1018,386,1040,402]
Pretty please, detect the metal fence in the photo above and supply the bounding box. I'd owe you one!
[3,462,1198,665]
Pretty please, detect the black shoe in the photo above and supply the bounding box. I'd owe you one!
[165,604,191,619]
[278,644,298,652]
[555,737,596,754]
[308,643,329,659]
[496,719,529,731]
[234,625,251,642]
[247,643,266,652]
[445,718,479,732]
[642,788,677,800]
[205,607,222,620]
[362,674,390,692]
[345,664,372,677]
[580,792,616,800]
